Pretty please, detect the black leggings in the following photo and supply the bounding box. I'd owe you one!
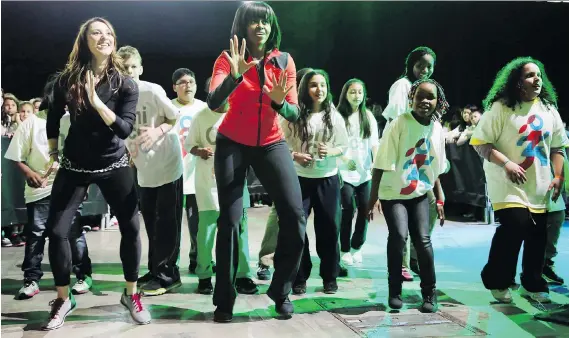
[340,181,370,252]
[213,134,306,310]
[381,194,435,291]
[47,166,141,286]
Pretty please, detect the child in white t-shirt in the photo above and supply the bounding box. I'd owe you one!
[471,57,569,304]
[118,46,183,296]
[381,47,440,282]
[5,109,93,300]
[171,68,209,274]
[185,102,257,295]
[282,69,349,295]
[336,79,379,267]
[369,79,449,313]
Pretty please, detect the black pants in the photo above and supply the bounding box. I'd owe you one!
[340,181,370,253]
[22,196,92,282]
[140,175,183,285]
[381,194,436,291]
[481,208,548,292]
[295,175,341,283]
[213,134,306,310]
[185,194,199,264]
[47,166,141,286]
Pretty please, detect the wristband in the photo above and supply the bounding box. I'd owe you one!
[555,175,564,180]
[501,160,510,167]
[436,200,444,206]
[48,149,59,156]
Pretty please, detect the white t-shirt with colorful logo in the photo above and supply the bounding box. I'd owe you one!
[374,113,447,200]
[282,108,349,179]
[339,110,379,186]
[470,99,569,211]
[172,98,208,195]
[126,81,182,188]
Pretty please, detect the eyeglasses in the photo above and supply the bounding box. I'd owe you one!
[176,81,195,86]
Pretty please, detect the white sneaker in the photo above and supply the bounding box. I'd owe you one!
[17,280,40,299]
[72,276,93,295]
[341,252,354,266]
[351,250,363,264]
[519,286,551,303]
[42,295,76,330]
[491,289,513,303]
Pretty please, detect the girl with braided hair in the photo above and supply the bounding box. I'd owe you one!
[470,57,568,304]
[367,79,449,312]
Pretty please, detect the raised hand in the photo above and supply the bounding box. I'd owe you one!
[263,71,292,105]
[223,35,260,79]
[85,70,105,111]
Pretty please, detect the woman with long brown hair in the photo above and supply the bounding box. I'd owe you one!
[43,17,150,330]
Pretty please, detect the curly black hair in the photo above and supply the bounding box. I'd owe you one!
[482,56,557,111]
[408,79,450,122]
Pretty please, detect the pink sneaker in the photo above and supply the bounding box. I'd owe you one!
[402,267,414,282]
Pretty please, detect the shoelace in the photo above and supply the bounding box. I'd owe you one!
[24,281,35,288]
[48,298,65,319]
[130,293,144,313]
[76,280,85,285]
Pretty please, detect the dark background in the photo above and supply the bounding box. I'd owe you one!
[2,1,569,117]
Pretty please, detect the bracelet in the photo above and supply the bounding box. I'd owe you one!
[48,149,59,156]
[501,160,510,167]
[555,175,564,180]
[159,125,165,135]
[436,200,444,206]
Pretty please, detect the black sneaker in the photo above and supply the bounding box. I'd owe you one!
[213,307,232,323]
[268,293,294,317]
[257,264,271,281]
[188,262,197,274]
[292,282,307,295]
[140,278,182,296]
[338,266,348,277]
[323,280,338,294]
[137,272,153,286]
[388,284,403,309]
[236,278,258,294]
[420,288,438,313]
[197,278,213,295]
[409,258,420,275]
[543,264,565,285]
[212,261,216,274]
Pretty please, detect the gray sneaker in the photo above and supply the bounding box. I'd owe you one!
[42,294,76,330]
[120,290,151,325]
[17,280,40,300]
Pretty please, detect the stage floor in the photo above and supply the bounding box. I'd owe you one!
[2,206,569,337]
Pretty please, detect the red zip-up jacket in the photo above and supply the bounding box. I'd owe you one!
[207,48,300,146]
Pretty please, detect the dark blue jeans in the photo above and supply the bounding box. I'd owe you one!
[22,196,91,282]
[381,194,436,291]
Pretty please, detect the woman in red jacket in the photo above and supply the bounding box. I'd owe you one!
[207,1,305,322]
